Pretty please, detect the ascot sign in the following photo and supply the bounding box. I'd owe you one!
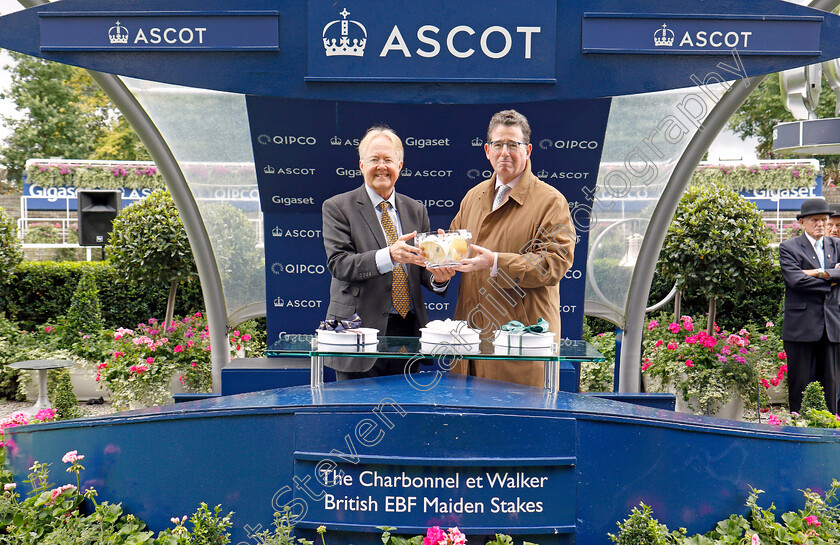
[307,0,557,82]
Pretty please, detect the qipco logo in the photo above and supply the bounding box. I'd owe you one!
[270,263,327,275]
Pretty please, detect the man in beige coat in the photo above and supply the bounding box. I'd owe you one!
[451,110,576,387]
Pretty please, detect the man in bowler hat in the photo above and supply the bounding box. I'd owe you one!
[828,204,840,238]
[780,198,840,412]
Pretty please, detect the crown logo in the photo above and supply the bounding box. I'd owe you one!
[537,169,548,178]
[330,136,342,145]
[273,297,284,308]
[323,8,367,57]
[108,21,130,45]
[471,137,484,147]
[264,165,276,174]
[401,168,412,177]
[653,24,674,47]
[272,226,282,237]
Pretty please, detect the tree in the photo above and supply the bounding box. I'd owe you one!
[0,206,22,286]
[658,184,774,334]
[728,75,840,173]
[106,189,197,330]
[0,53,148,183]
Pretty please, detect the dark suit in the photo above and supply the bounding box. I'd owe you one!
[780,233,840,412]
[322,184,440,373]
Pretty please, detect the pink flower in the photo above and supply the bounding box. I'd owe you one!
[191,362,197,367]
[778,351,787,360]
[34,409,55,421]
[804,515,820,526]
[760,335,768,341]
[4,483,15,491]
[720,345,731,355]
[146,357,154,364]
[187,340,195,348]
[668,323,680,334]
[683,322,693,331]
[766,321,774,328]
[45,325,52,333]
[768,415,781,425]
[771,378,779,387]
[666,342,677,350]
[174,345,184,353]
[242,334,251,342]
[685,360,694,367]
[751,533,760,545]
[718,355,727,363]
[62,450,84,464]
[780,364,788,374]
[448,528,466,545]
[425,526,448,545]
[761,379,770,389]
[647,320,658,331]
[654,340,663,347]
[735,356,746,364]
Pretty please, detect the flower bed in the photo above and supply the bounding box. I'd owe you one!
[643,315,787,416]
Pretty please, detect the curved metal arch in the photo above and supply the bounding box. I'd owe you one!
[617,0,840,392]
[20,0,230,393]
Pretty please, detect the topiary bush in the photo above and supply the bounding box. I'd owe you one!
[658,184,775,332]
[0,206,22,287]
[49,368,81,420]
[106,189,197,328]
[61,270,104,339]
[802,381,829,414]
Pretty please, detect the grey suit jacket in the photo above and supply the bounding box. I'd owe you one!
[321,184,440,372]
[780,233,840,343]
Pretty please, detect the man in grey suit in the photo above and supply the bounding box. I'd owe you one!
[322,126,454,380]
[780,198,840,412]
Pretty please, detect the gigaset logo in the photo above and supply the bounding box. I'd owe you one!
[271,196,316,205]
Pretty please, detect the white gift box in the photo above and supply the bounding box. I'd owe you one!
[420,341,480,355]
[493,344,554,357]
[492,330,555,348]
[420,319,481,345]
[317,327,379,346]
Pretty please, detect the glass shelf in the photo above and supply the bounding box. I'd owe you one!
[267,335,604,362]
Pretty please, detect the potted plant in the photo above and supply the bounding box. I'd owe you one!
[642,314,788,417]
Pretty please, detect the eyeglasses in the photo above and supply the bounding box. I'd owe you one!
[488,141,528,152]
[365,157,397,166]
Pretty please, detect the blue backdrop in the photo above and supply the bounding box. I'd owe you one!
[247,97,610,342]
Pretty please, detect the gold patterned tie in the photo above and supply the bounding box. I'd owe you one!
[378,201,411,317]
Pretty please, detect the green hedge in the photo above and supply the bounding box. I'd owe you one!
[0,261,204,330]
[648,260,784,331]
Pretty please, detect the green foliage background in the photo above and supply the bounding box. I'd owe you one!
[0,261,204,331]
[0,53,149,185]
[659,184,774,302]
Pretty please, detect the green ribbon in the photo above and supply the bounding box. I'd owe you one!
[501,318,550,334]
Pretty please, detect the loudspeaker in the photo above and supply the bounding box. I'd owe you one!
[77,189,122,246]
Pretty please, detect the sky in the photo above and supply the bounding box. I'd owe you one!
[0,0,761,162]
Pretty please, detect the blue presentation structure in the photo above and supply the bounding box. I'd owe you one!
[247,98,610,341]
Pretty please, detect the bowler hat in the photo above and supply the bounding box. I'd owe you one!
[830,204,840,218]
[796,198,833,220]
